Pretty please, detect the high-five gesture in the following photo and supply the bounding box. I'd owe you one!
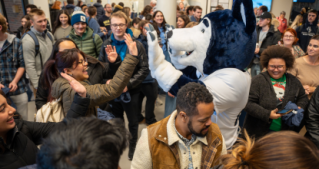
[124,33,138,56]
[61,73,87,98]
[105,45,118,63]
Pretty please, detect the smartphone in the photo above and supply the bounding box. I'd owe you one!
[277,109,293,115]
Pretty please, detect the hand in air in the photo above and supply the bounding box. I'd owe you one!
[124,33,138,56]
[61,72,87,98]
[105,45,118,63]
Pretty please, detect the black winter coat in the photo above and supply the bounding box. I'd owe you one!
[0,93,90,169]
[243,72,309,139]
[35,61,110,110]
[93,3,105,21]
[256,25,282,55]
[305,87,319,148]
[99,36,149,94]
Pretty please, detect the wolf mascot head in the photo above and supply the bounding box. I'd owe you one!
[166,0,256,74]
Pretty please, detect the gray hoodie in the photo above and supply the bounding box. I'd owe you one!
[22,27,54,88]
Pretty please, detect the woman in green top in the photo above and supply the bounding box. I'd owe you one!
[52,10,72,40]
[243,45,308,139]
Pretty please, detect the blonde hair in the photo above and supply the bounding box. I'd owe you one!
[0,14,8,33]
[219,130,319,169]
[110,11,128,24]
[185,22,198,28]
[290,14,303,29]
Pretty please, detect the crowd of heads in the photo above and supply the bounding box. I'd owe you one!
[2,1,319,169]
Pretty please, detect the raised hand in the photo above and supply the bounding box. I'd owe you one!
[124,33,138,56]
[61,73,87,98]
[105,45,118,63]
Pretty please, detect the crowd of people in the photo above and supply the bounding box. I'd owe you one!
[1,0,319,169]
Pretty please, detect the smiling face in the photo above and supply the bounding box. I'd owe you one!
[73,22,87,36]
[65,53,89,81]
[283,31,295,46]
[267,58,286,79]
[59,13,69,26]
[177,17,185,28]
[154,12,164,26]
[0,95,16,137]
[307,39,319,57]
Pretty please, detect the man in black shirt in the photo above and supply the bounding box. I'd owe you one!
[99,4,112,33]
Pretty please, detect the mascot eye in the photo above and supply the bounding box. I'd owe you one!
[201,29,205,33]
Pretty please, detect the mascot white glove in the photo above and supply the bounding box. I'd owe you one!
[145,24,183,92]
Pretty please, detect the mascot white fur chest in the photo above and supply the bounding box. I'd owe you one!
[146,0,256,148]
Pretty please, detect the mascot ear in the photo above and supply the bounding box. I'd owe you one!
[232,0,256,35]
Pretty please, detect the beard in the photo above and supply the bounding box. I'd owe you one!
[187,119,210,137]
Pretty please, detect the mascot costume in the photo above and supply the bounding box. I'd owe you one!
[145,0,256,149]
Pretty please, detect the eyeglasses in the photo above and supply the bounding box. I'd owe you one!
[283,35,295,39]
[111,24,126,28]
[268,65,285,70]
[78,58,88,66]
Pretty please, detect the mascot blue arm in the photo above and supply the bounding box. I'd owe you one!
[169,66,203,96]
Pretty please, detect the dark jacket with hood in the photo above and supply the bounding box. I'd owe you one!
[256,25,282,55]
[305,87,319,148]
[0,93,90,169]
[296,14,319,52]
[243,72,309,139]
[93,3,105,21]
[99,30,149,94]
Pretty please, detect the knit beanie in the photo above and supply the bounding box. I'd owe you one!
[71,11,88,26]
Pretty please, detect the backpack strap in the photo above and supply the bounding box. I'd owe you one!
[46,32,54,43]
[25,31,44,70]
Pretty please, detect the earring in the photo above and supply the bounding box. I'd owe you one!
[68,73,73,77]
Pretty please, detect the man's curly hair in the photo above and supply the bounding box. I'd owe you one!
[260,45,295,70]
[176,82,213,117]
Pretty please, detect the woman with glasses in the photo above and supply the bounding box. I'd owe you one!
[289,35,319,99]
[279,28,305,58]
[243,45,308,139]
[42,36,140,117]
[36,38,113,110]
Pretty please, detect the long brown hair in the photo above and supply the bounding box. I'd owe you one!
[152,10,168,32]
[52,10,71,34]
[219,130,319,169]
[141,5,152,17]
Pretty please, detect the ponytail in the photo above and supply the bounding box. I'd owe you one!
[219,130,254,169]
[42,59,59,101]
